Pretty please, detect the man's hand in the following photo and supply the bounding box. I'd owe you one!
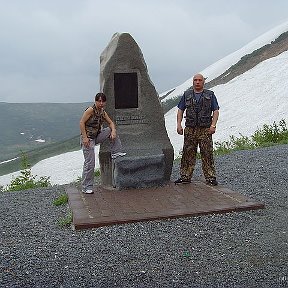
[209,126,216,134]
[176,109,184,135]
[177,125,183,135]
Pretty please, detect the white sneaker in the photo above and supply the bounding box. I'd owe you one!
[111,152,126,159]
[82,189,94,194]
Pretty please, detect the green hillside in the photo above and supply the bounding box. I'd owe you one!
[0,102,90,162]
[0,135,81,176]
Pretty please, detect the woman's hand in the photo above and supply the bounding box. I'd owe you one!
[82,136,90,148]
[110,130,117,140]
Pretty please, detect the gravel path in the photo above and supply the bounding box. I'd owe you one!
[1,145,288,288]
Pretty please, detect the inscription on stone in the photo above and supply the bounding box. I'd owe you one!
[116,114,148,125]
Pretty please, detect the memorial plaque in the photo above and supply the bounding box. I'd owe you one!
[114,72,138,109]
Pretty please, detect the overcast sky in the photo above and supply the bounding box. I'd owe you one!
[1,0,288,103]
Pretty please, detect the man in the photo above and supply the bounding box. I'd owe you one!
[80,92,125,194]
[174,73,219,186]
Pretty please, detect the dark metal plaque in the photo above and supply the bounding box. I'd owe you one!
[114,73,138,109]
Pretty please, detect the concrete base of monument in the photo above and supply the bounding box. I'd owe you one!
[112,152,165,189]
[66,181,265,230]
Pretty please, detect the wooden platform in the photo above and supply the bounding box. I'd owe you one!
[66,181,264,230]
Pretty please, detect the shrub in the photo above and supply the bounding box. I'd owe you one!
[215,134,256,155]
[214,119,288,155]
[252,119,288,146]
[5,152,51,192]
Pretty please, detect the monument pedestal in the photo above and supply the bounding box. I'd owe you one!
[112,149,165,189]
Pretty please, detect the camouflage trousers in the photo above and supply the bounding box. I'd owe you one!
[180,127,216,180]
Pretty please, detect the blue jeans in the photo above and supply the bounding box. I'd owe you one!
[81,127,123,191]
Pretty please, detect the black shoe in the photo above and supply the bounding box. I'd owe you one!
[174,178,191,184]
[206,178,218,186]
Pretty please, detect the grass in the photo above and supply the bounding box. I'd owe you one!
[95,169,101,177]
[52,169,101,228]
[53,193,72,228]
[214,119,288,156]
[53,193,69,206]
[52,190,72,228]
[58,211,73,227]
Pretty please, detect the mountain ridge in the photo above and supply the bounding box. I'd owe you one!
[160,21,288,103]
[205,31,288,89]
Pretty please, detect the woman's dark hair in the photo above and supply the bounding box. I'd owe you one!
[95,93,107,102]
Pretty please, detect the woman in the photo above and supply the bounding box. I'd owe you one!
[79,92,125,194]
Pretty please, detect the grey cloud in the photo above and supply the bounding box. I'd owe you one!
[0,0,288,102]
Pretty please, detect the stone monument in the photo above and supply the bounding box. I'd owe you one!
[99,32,174,189]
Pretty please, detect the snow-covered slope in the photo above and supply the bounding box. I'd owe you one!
[161,21,288,101]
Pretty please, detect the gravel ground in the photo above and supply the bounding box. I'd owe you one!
[1,144,288,288]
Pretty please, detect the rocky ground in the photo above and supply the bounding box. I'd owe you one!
[1,145,288,288]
